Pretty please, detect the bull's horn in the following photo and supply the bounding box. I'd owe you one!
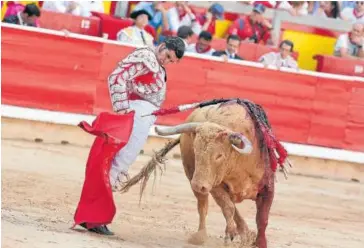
[155,122,200,136]
[228,133,253,154]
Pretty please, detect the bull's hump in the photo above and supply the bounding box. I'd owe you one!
[210,104,252,132]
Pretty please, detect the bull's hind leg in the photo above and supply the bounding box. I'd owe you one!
[210,186,238,244]
[255,184,274,248]
[188,191,209,245]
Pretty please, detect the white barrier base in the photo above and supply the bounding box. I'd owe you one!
[1,104,363,165]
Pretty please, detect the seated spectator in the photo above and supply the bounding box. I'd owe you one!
[117,9,154,47]
[186,31,215,56]
[227,4,272,45]
[177,25,194,47]
[42,1,80,15]
[338,1,356,11]
[2,3,40,27]
[78,1,104,17]
[307,1,320,15]
[314,1,340,18]
[341,1,364,23]
[133,1,169,34]
[167,2,201,35]
[334,22,364,58]
[277,1,308,16]
[258,40,298,69]
[196,3,224,36]
[254,1,277,8]
[212,34,244,61]
[4,1,25,19]
[42,1,104,17]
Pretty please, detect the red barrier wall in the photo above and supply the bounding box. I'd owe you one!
[2,26,364,152]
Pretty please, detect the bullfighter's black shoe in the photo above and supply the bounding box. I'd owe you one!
[80,223,114,235]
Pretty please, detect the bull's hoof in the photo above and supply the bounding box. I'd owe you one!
[187,229,207,245]
[224,224,238,245]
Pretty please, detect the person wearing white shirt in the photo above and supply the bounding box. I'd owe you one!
[78,1,104,17]
[117,9,154,47]
[42,1,104,17]
[167,2,202,35]
[42,1,81,15]
[341,1,364,23]
[259,40,298,69]
[186,31,215,56]
[334,22,364,58]
[276,1,308,16]
[177,25,194,47]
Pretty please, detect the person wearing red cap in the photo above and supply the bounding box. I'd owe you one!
[72,36,186,236]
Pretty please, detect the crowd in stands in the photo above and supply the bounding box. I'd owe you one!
[2,1,364,71]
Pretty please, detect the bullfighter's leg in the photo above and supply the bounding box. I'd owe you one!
[210,186,238,244]
[109,101,157,190]
[255,184,274,248]
[188,191,209,245]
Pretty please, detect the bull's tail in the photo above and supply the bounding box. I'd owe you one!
[118,137,181,203]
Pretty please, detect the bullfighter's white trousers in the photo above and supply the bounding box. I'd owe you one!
[109,100,158,188]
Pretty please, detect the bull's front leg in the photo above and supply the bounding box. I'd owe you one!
[255,183,274,248]
[210,186,238,244]
[188,191,209,245]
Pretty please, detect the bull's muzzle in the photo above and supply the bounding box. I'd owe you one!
[191,180,211,195]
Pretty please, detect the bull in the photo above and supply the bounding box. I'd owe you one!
[121,99,291,248]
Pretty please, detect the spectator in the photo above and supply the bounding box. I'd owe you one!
[334,22,364,58]
[226,4,272,45]
[254,1,277,8]
[338,1,356,11]
[78,1,104,17]
[186,31,215,56]
[341,1,364,23]
[133,1,169,34]
[177,25,194,47]
[258,40,298,69]
[43,1,104,17]
[314,1,340,18]
[212,34,244,61]
[196,3,224,36]
[2,3,40,27]
[277,1,308,16]
[167,2,201,35]
[42,1,80,15]
[117,9,154,47]
[307,1,320,15]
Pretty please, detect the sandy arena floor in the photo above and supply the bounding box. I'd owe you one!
[2,137,364,248]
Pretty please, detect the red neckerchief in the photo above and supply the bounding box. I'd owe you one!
[178,9,187,20]
[353,8,364,18]
[196,43,212,54]
[178,7,196,20]
[347,32,358,46]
